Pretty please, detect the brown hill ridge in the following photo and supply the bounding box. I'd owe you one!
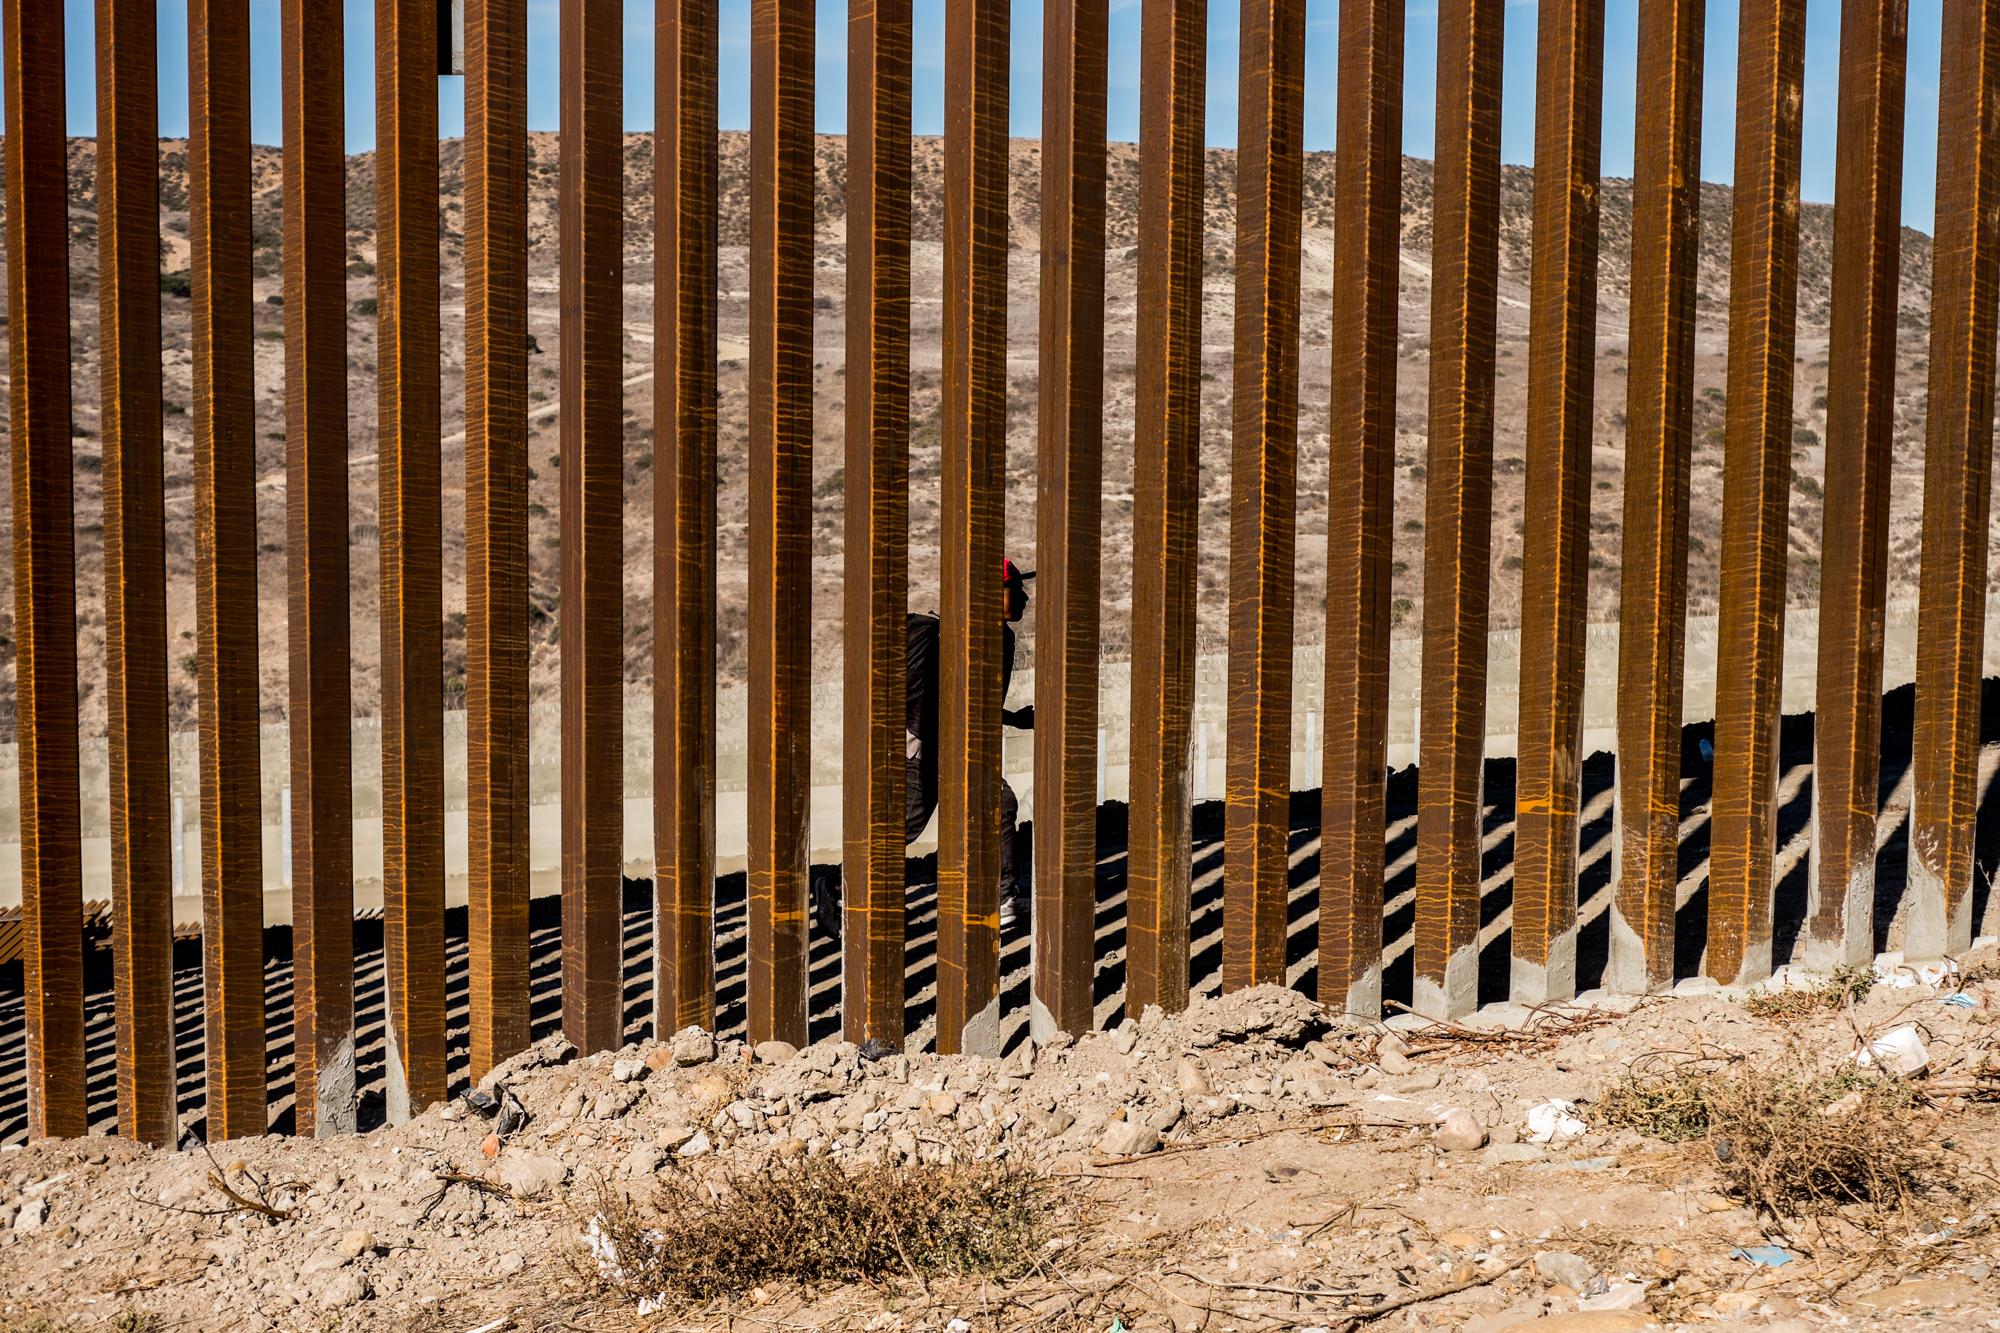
[0,133,1942,739]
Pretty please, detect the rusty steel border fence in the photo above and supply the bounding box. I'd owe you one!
[1,0,1995,1141]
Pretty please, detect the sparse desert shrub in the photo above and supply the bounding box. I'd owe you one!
[1599,1048,1951,1224]
[1744,964,1874,1024]
[1707,1064,1940,1221]
[1597,1057,1723,1143]
[584,1152,1051,1307]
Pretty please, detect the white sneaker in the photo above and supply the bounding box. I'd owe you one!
[999,895,1024,929]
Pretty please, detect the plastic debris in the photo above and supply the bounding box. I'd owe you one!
[1525,1099,1587,1144]
[1875,958,1959,990]
[465,1080,531,1142]
[1854,1024,1929,1077]
[1731,1245,1794,1268]
[583,1213,668,1314]
[1579,1281,1651,1311]
[1938,992,1977,1009]
[493,1084,531,1138]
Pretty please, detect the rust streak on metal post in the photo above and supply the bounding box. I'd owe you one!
[283,0,358,1131]
[657,0,719,1040]
[938,0,1009,1053]
[98,0,177,1144]
[1126,0,1204,1020]
[377,0,446,1112]
[1511,0,1604,1006]
[465,0,529,1078]
[1911,0,2000,961]
[1414,0,1502,1019]
[1809,0,1906,968]
[1319,0,1402,1021]
[748,0,814,1049]
[284,0,356,1132]
[1609,0,1702,994]
[1033,0,1108,1039]
[1225,0,1304,994]
[844,0,913,1046]
[190,0,267,1138]
[560,0,626,1054]
[1707,0,1806,989]
[4,0,86,1141]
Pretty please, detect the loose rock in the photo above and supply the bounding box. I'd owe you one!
[1434,1107,1488,1152]
[1100,1119,1161,1157]
[496,1153,569,1200]
[1536,1251,1598,1291]
[755,1040,800,1065]
[671,1026,717,1067]
[12,1197,46,1234]
[317,1269,372,1309]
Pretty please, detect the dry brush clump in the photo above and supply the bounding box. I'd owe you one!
[1598,1049,1957,1224]
[1744,965,1876,1024]
[582,1152,1054,1308]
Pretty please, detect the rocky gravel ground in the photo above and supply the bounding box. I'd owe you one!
[2,955,1999,1332]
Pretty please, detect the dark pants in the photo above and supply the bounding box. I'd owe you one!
[906,755,1027,904]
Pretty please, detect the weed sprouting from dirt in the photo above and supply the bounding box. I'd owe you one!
[1744,964,1875,1023]
[1598,1049,1955,1224]
[1596,1058,1723,1142]
[584,1153,1053,1307]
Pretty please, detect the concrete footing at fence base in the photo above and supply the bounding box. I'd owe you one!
[1510,926,1579,1007]
[1376,938,1998,1035]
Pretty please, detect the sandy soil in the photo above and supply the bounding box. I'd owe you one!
[1,963,1998,1332]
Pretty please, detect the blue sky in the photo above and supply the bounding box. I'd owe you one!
[26,0,1949,231]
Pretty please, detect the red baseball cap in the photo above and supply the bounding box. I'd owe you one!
[1002,558,1035,587]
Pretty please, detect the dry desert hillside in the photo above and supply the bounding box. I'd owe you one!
[0,134,1948,738]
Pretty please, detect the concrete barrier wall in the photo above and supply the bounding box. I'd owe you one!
[0,598,1962,926]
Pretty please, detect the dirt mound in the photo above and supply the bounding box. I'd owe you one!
[2,967,1998,1330]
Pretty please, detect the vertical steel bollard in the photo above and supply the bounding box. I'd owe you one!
[1511,0,1604,1006]
[1126,0,1206,1020]
[1609,0,1704,995]
[98,0,179,1144]
[284,0,358,1130]
[1320,0,1403,1021]
[465,0,531,1080]
[1911,0,2000,962]
[191,0,269,1138]
[4,0,87,1141]
[748,0,816,1048]
[378,0,447,1113]
[843,0,914,1045]
[657,0,720,1039]
[1033,0,1109,1039]
[1708,0,1806,989]
[1225,0,1306,993]
[938,0,1010,1054]
[1414,0,1503,1019]
[1808,0,1907,969]
[559,0,627,1055]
